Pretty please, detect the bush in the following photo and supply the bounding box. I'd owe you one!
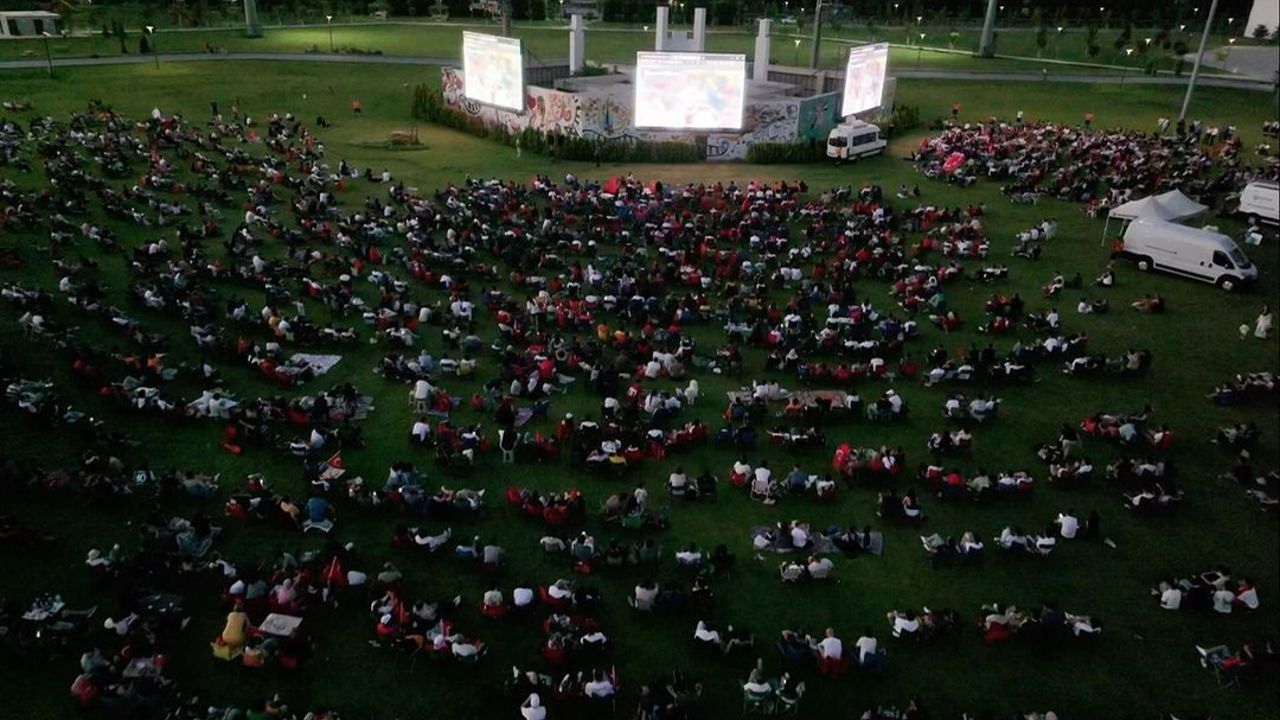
[888,104,921,134]
[409,84,703,163]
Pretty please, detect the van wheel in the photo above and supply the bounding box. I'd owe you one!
[1217,276,1239,292]
[1136,256,1153,272]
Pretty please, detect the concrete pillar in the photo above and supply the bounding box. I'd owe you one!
[753,18,771,84]
[243,0,262,38]
[977,0,998,58]
[569,14,585,73]
[655,6,669,51]
[692,7,706,52]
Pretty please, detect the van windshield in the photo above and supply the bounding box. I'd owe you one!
[828,137,847,147]
[1229,247,1251,268]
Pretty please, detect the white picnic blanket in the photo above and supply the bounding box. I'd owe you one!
[291,354,343,376]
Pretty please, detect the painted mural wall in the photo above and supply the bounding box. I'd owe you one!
[441,68,842,162]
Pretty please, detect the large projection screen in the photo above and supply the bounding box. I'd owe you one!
[841,43,889,117]
[462,31,525,112]
[634,52,747,131]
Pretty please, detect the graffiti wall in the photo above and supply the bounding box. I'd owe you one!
[441,67,831,161]
[441,67,580,136]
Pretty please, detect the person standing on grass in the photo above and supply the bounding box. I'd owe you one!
[1255,305,1273,339]
[515,135,522,158]
[351,98,362,116]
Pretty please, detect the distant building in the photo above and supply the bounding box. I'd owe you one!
[557,0,601,20]
[0,10,62,38]
[1246,0,1278,38]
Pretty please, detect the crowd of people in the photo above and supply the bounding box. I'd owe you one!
[0,97,1274,720]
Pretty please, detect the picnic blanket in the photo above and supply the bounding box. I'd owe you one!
[291,353,343,376]
[727,390,849,407]
[749,525,883,556]
[749,525,836,555]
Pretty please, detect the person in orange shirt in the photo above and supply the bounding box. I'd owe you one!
[351,98,362,116]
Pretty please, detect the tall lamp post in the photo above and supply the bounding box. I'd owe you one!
[917,33,926,67]
[41,31,54,78]
[326,15,334,52]
[145,25,158,70]
[793,38,801,65]
[1121,46,1133,84]
[1055,26,1063,58]
[1179,0,1219,121]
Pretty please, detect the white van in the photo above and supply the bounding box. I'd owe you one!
[1238,180,1279,225]
[1118,218,1257,291]
[826,121,886,163]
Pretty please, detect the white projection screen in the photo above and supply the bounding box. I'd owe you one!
[462,31,525,112]
[841,43,889,117]
[634,52,747,131]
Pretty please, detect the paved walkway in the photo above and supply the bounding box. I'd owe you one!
[0,51,1271,90]
[1180,45,1279,82]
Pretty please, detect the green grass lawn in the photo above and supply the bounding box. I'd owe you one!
[2,21,1253,77]
[0,61,1276,720]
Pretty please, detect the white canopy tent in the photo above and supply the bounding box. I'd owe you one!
[1102,190,1208,242]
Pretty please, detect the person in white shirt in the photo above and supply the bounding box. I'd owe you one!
[667,467,688,493]
[411,419,431,444]
[583,670,615,698]
[512,585,534,608]
[546,579,573,601]
[854,629,878,664]
[814,627,843,660]
[789,521,810,549]
[1157,581,1183,610]
[742,667,771,695]
[1213,588,1236,614]
[675,544,703,567]
[1235,579,1259,610]
[1055,511,1079,539]
[887,610,920,637]
[520,693,547,720]
[693,620,722,650]
[806,555,834,580]
[633,580,658,612]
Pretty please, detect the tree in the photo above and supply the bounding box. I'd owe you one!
[1036,26,1048,57]
[866,19,878,43]
[1087,42,1100,59]
[948,30,960,49]
[1253,24,1271,40]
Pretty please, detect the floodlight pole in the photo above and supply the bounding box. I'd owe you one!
[977,0,998,58]
[500,0,512,37]
[146,26,158,69]
[41,32,54,78]
[808,0,823,69]
[1178,0,1219,122]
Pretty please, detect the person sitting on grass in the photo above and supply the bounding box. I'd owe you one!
[1131,293,1165,313]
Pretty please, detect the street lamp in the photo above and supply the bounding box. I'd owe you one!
[145,25,158,69]
[1226,36,1237,66]
[917,33,925,67]
[1055,26,1064,57]
[326,15,334,52]
[40,31,54,78]
[1121,46,1133,84]
[793,38,801,65]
